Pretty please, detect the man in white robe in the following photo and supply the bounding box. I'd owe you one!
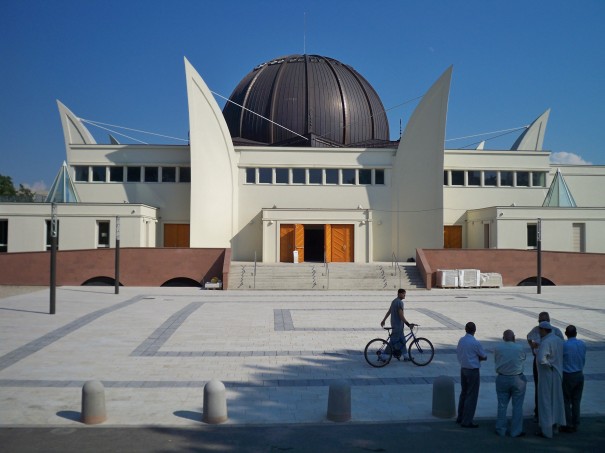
[536,321,566,438]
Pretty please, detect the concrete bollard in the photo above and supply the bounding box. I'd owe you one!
[432,375,456,418]
[327,380,351,422]
[81,380,107,425]
[203,379,228,424]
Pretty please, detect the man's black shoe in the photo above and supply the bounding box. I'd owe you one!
[461,423,479,428]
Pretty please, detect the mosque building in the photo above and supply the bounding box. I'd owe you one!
[1,54,604,277]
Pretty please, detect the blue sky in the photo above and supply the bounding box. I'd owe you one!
[1,0,604,191]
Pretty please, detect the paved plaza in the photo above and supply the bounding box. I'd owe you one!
[1,285,604,429]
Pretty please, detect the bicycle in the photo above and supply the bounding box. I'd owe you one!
[364,325,434,367]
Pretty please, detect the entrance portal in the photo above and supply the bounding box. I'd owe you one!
[304,225,325,262]
[279,223,354,263]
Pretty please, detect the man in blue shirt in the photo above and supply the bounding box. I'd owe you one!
[380,288,415,360]
[456,322,487,428]
[494,329,527,437]
[560,325,587,433]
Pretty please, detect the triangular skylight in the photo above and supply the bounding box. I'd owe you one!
[542,168,577,207]
[45,161,80,203]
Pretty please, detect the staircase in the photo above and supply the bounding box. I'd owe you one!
[227,262,425,290]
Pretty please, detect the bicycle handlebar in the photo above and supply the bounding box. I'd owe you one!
[383,324,419,330]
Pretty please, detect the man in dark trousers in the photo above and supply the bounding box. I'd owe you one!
[456,322,487,428]
[561,325,586,433]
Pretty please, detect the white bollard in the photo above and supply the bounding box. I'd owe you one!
[327,380,351,422]
[203,379,228,424]
[81,380,107,425]
[432,375,456,418]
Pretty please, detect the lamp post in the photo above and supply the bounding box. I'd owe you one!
[115,216,120,294]
[49,203,57,314]
[537,218,542,295]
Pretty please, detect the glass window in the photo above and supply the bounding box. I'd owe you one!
[443,171,449,186]
[516,171,529,187]
[500,171,513,186]
[375,169,385,185]
[91,166,106,182]
[451,171,464,186]
[309,169,322,184]
[162,167,176,182]
[74,166,89,182]
[179,167,191,183]
[484,171,497,186]
[127,167,141,182]
[359,169,372,185]
[325,169,338,184]
[45,219,59,251]
[0,220,7,252]
[532,172,546,187]
[527,224,537,248]
[292,168,305,184]
[258,168,272,184]
[98,221,110,248]
[245,168,255,183]
[109,167,124,182]
[144,167,159,182]
[342,169,355,185]
[275,168,288,184]
[467,171,481,186]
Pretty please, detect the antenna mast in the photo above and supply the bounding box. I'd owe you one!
[303,12,306,54]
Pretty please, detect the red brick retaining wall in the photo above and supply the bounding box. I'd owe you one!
[416,248,605,289]
[0,248,228,287]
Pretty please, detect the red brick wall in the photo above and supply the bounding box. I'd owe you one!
[416,248,605,289]
[0,248,227,287]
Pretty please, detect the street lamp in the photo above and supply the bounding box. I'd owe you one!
[115,216,120,294]
[49,203,57,314]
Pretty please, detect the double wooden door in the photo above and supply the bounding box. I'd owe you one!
[279,224,353,263]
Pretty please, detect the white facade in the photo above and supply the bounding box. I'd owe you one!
[1,59,605,260]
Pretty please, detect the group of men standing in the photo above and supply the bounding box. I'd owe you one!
[455,312,586,438]
[380,291,587,439]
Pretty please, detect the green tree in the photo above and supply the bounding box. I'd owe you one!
[0,174,16,196]
[16,184,35,202]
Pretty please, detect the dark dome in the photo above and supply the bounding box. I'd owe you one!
[222,54,390,147]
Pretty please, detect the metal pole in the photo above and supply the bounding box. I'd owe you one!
[49,203,57,314]
[537,218,542,295]
[115,216,120,294]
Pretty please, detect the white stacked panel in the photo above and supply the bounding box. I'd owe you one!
[480,272,503,287]
[458,269,480,287]
[436,269,459,288]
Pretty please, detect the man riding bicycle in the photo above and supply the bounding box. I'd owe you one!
[380,288,416,359]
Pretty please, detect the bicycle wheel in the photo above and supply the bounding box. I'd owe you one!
[408,337,434,366]
[364,338,392,368]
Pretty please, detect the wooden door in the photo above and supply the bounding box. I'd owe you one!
[295,223,305,262]
[324,224,332,262]
[443,225,462,248]
[164,224,190,247]
[280,224,295,262]
[330,224,354,262]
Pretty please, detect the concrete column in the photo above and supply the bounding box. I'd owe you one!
[432,375,455,418]
[81,380,107,425]
[327,380,351,422]
[203,379,228,424]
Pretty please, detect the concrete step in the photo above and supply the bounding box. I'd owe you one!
[227,262,425,291]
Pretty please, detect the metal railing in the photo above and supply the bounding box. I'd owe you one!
[253,251,257,289]
[323,252,330,290]
[392,252,402,288]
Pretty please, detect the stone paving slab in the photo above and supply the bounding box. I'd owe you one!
[0,285,603,427]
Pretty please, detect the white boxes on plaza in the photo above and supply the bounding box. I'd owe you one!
[480,272,503,287]
[458,269,480,288]
[436,269,459,288]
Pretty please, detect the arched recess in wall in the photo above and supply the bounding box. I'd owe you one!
[161,277,202,288]
[517,276,555,286]
[82,276,122,286]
